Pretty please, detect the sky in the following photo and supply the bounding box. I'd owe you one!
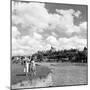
[12,0,88,56]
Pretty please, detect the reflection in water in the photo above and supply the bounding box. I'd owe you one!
[12,73,53,89]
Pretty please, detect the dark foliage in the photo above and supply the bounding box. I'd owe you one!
[11,47,87,63]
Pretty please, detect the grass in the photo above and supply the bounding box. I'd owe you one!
[48,62,88,86]
[11,61,88,88]
[11,62,51,85]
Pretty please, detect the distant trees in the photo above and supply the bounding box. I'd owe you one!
[32,47,87,63]
[11,47,87,63]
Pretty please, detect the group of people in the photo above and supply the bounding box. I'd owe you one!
[23,56,36,77]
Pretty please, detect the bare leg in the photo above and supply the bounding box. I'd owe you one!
[24,68,26,72]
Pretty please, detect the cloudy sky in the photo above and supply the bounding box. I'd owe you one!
[12,0,88,56]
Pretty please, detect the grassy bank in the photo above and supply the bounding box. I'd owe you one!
[11,62,51,85]
[11,62,88,89]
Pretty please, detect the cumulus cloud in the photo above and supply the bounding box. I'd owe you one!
[74,10,81,18]
[12,2,50,30]
[66,25,80,34]
[58,36,87,50]
[80,22,87,30]
[12,26,21,38]
[46,36,87,50]
[12,1,87,56]
[56,9,74,26]
[51,9,80,36]
[56,9,75,15]
[46,36,59,48]
[12,35,42,56]
[33,32,43,40]
[12,32,50,56]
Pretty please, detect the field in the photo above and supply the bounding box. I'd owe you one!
[11,61,88,89]
[11,62,51,84]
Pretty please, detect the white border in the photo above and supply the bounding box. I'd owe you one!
[21,0,88,5]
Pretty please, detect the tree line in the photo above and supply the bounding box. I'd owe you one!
[12,47,87,63]
[32,47,87,63]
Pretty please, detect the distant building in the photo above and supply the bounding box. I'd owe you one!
[50,46,56,52]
